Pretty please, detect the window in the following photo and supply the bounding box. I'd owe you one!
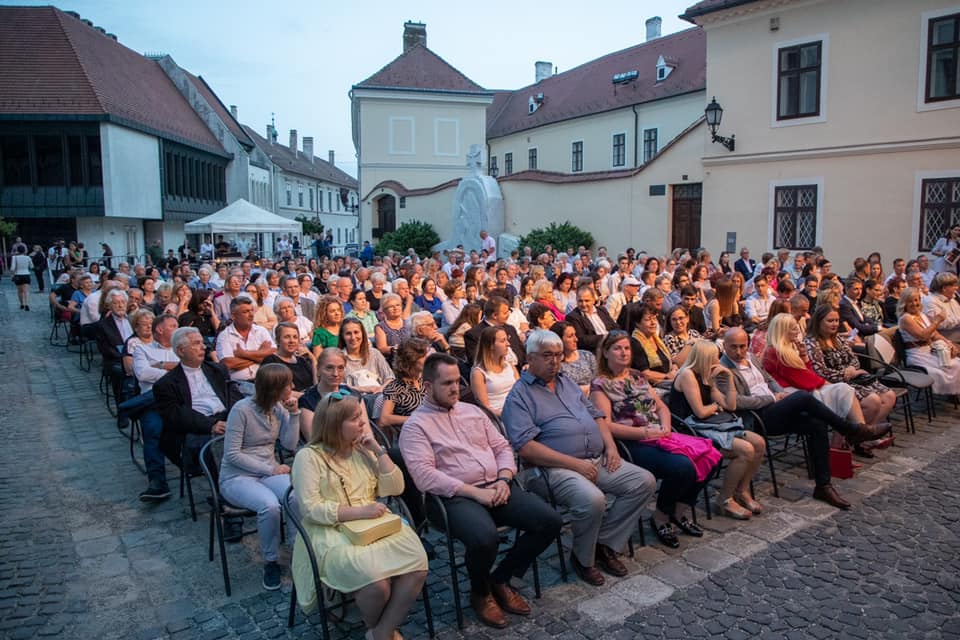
[34,136,64,186]
[337,228,342,244]
[612,133,625,167]
[68,136,84,187]
[571,141,583,172]
[399,196,406,209]
[643,129,658,163]
[328,191,333,212]
[298,184,304,207]
[309,188,314,211]
[926,13,960,101]
[489,155,498,176]
[285,182,292,206]
[528,148,537,170]
[1,136,30,186]
[86,136,101,186]
[777,41,822,119]
[504,152,513,176]
[919,177,960,250]
[773,184,818,249]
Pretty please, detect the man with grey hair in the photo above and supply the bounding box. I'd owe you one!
[216,296,276,382]
[154,327,236,504]
[282,275,315,319]
[502,330,655,587]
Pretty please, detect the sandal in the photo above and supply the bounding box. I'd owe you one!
[735,494,764,515]
[721,498,752,520]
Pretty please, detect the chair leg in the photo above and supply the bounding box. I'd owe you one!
[208,512,215,562]
[764,436,780,498]
[926,388,934,421]
[555,535,568,582]
[445,530,464,630]
[532,557,542,598]
[186,473,197,522]
[213,512,232,596]
[421,581,436,638]
[287,584,297,627]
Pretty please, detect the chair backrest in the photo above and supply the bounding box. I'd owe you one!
[199,435,224,492]
[889,329,909,367]
[282,486,325,603]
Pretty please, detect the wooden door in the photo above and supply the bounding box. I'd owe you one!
[671,183,702,252]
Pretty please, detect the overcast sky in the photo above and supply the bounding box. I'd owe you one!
[8,0,696,177]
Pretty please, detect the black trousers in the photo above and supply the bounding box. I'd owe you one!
[755,390,853,487]
[434,485,563,594]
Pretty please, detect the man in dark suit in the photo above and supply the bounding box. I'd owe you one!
[464,296,525,369]
[839,278,879,337]
[566,285,618,352]
[282,275,316,320]
[734,247,756,280]
[716,328,890,510]
[96,288,134,402]
[151,327,238,501]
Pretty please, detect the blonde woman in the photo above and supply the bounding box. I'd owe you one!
[291,393,428,640]
[670,341,766,520]
[898,286,960,394]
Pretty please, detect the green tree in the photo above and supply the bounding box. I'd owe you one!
[295,216,324,237]
[0,217,16,238]
[519,221,593,256]
[376,221,440,257]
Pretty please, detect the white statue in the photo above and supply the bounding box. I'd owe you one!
[436,144,504,254]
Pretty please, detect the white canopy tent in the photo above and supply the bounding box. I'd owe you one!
[184,199,302,259]
[184,199,302,235]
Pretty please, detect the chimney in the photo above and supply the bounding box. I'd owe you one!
[303,137,314,163]
[229,105,238,120]
[646,16,662,41]
[265,124,272,141]
[535,61,553,84]
[328,150,335,165]
[403,21,427,52]
[289,129,298,153]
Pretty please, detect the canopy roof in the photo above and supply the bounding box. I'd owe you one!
[184,199,302,234]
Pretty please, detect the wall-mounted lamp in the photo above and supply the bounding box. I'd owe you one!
[704,97,735,152]
[489,166,499,178]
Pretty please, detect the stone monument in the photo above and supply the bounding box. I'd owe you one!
[434,144,504,255]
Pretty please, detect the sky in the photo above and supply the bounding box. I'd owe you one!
[7,0,697,177]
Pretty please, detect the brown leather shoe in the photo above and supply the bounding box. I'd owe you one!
[813,484,851,510]
[491,582,531,616]
[595,544,628,577]
[570,551,605,586]
[846,422,892,446]
[470,592,508,628]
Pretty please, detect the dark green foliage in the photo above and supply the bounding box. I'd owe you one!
[376,221,441,257]
[519,221,593,256]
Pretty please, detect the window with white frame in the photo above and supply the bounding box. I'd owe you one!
[528,148,538,170]
[612,133,625,167]
[489,155,498,176]
[919,177,960,250]
[773,184,818,249]
[571,141,583,173]
[643,129,658,163]
[504,152,513,176]
[298,183,304,208]
[285,181,291,206]
[926,12,960,102]
[777,41,822,120]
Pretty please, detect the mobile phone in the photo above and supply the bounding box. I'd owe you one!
[846,328,859,342]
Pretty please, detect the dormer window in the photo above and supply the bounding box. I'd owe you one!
[528,93,544,114]
[656,55,675,82]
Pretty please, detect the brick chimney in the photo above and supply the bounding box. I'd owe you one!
[303,137,314,163]
[289,129,298,153]
[403,21,427,52]
[265,124,274,143]
[646,17,662,41]
[229,105,238,120]
[328,150,335,165]
[535,61,553,84]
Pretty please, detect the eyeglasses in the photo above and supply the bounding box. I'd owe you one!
[534,351,563,361]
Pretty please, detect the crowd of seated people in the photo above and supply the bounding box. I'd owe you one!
[51,235,960,634]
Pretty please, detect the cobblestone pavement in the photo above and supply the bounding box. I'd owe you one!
[1,283,958,640]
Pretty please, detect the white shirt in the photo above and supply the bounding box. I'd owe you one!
[481,235,496,256]
[583,310,609,336]
[80,290,102,326]
[215,323,275,381]
[182,364,226,416]
[114,316,133,344]
[734,359,775,400]
[745,292,775,322]
[131,342,180,393]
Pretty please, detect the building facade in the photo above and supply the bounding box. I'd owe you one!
[683,0,960,268]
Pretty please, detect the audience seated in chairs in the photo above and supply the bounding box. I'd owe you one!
[671,341,767,520]
[922,273,960,344]
[502,330,656,587]
[628,304,677,386]
[291,393,428,640]
[153,327,237,504]
[716,328,889,509]
[446,304,482,361]
[464,296,525,370]
[379,338,429,443]
[298,348,369,442]
[589,331,720,548]
[565,285,618,352]
[400,353,562,629]
[220,363,300,591]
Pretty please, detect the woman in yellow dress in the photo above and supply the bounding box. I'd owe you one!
[291,393,428,640]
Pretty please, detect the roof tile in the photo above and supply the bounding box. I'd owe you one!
[354,44,487,93]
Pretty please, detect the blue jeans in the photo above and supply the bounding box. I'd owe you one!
[624,443,706,516]
[141,409,166,487]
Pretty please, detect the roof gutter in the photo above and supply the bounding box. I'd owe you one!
[680,0,761,23]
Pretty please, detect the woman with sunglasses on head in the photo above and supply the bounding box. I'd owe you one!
[591,331,720,548]
[291,392,428,640]
[220,364,301,591]
[298,347,369,442]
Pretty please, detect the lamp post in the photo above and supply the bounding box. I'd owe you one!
[705,97,736,152]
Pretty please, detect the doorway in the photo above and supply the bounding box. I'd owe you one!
[374,195,396,239]
[671,183,702,252]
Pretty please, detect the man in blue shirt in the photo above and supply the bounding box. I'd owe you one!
[502,330,655,587]
[360,240,374,265]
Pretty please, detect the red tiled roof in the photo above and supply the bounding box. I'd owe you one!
[354,44,488,94]
[242,125,358,189]
[0,6,224,153]
[486,27,705,140]
[184,71,255,149]
[681,0,761,21]
[360,178,460,202]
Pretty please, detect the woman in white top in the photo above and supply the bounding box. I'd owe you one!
[10,245,33,310]
[931,224,960,274]
[898,286,960,394]
[470,325,519,415]
[923,272,960,344]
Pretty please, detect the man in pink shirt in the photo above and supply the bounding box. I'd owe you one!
[399,353,562,630]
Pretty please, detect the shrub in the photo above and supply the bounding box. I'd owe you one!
[295,216,324,237]
[519,221,593,256]
[377,221,440,257]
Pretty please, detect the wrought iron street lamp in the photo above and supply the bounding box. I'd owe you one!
[705,97,735,152]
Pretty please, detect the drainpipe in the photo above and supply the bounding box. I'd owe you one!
[632,105,640,167]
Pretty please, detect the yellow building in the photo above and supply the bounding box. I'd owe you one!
[683,0,960,269]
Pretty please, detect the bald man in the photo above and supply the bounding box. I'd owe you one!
[716,328,890,510]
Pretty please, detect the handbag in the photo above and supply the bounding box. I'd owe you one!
[322,451,401,546]
[849,373,877,386]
